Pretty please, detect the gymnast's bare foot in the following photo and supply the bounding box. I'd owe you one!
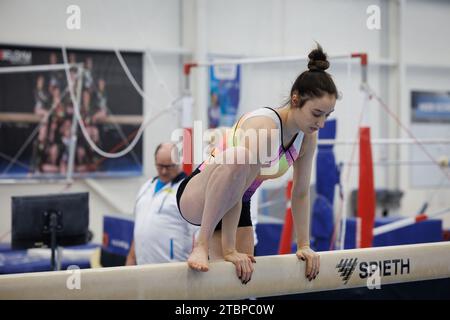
[188,244,209,272]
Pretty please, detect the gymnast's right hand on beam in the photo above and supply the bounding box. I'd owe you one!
[223,250,256,284]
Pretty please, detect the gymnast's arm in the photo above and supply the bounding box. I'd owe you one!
[291,132,320,280]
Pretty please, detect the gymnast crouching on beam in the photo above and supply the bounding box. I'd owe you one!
[176,44,338,284]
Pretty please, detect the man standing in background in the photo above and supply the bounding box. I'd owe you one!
[126,143,198,265]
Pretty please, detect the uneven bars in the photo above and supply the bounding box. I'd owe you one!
[183,53,364,75]
[344,160,449,167]
[317,138,450,145]
[373,207,450,237]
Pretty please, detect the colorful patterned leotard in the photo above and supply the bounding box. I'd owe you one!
[199,107,305,202]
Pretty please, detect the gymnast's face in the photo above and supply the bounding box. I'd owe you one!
[293,94,336,134]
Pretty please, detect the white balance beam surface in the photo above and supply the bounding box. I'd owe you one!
[0,242,449,299]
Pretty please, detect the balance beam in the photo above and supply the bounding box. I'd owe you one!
[0,242,449,299]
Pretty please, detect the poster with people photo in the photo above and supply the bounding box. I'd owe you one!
[0,45,143,179]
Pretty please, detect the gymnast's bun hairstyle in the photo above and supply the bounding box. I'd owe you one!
[288,43,338,108]
[307,44,330,72]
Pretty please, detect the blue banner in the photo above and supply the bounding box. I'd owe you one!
[411,91,450,123]
[208,65,240,128]
[102,214,134,256]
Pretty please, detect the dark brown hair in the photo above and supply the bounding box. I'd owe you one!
[288,44,338,108]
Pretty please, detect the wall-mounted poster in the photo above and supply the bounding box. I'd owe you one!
[208,64,240,129]
[411,90,450,123]
[0,44,143,179]
[410,90,450,188]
